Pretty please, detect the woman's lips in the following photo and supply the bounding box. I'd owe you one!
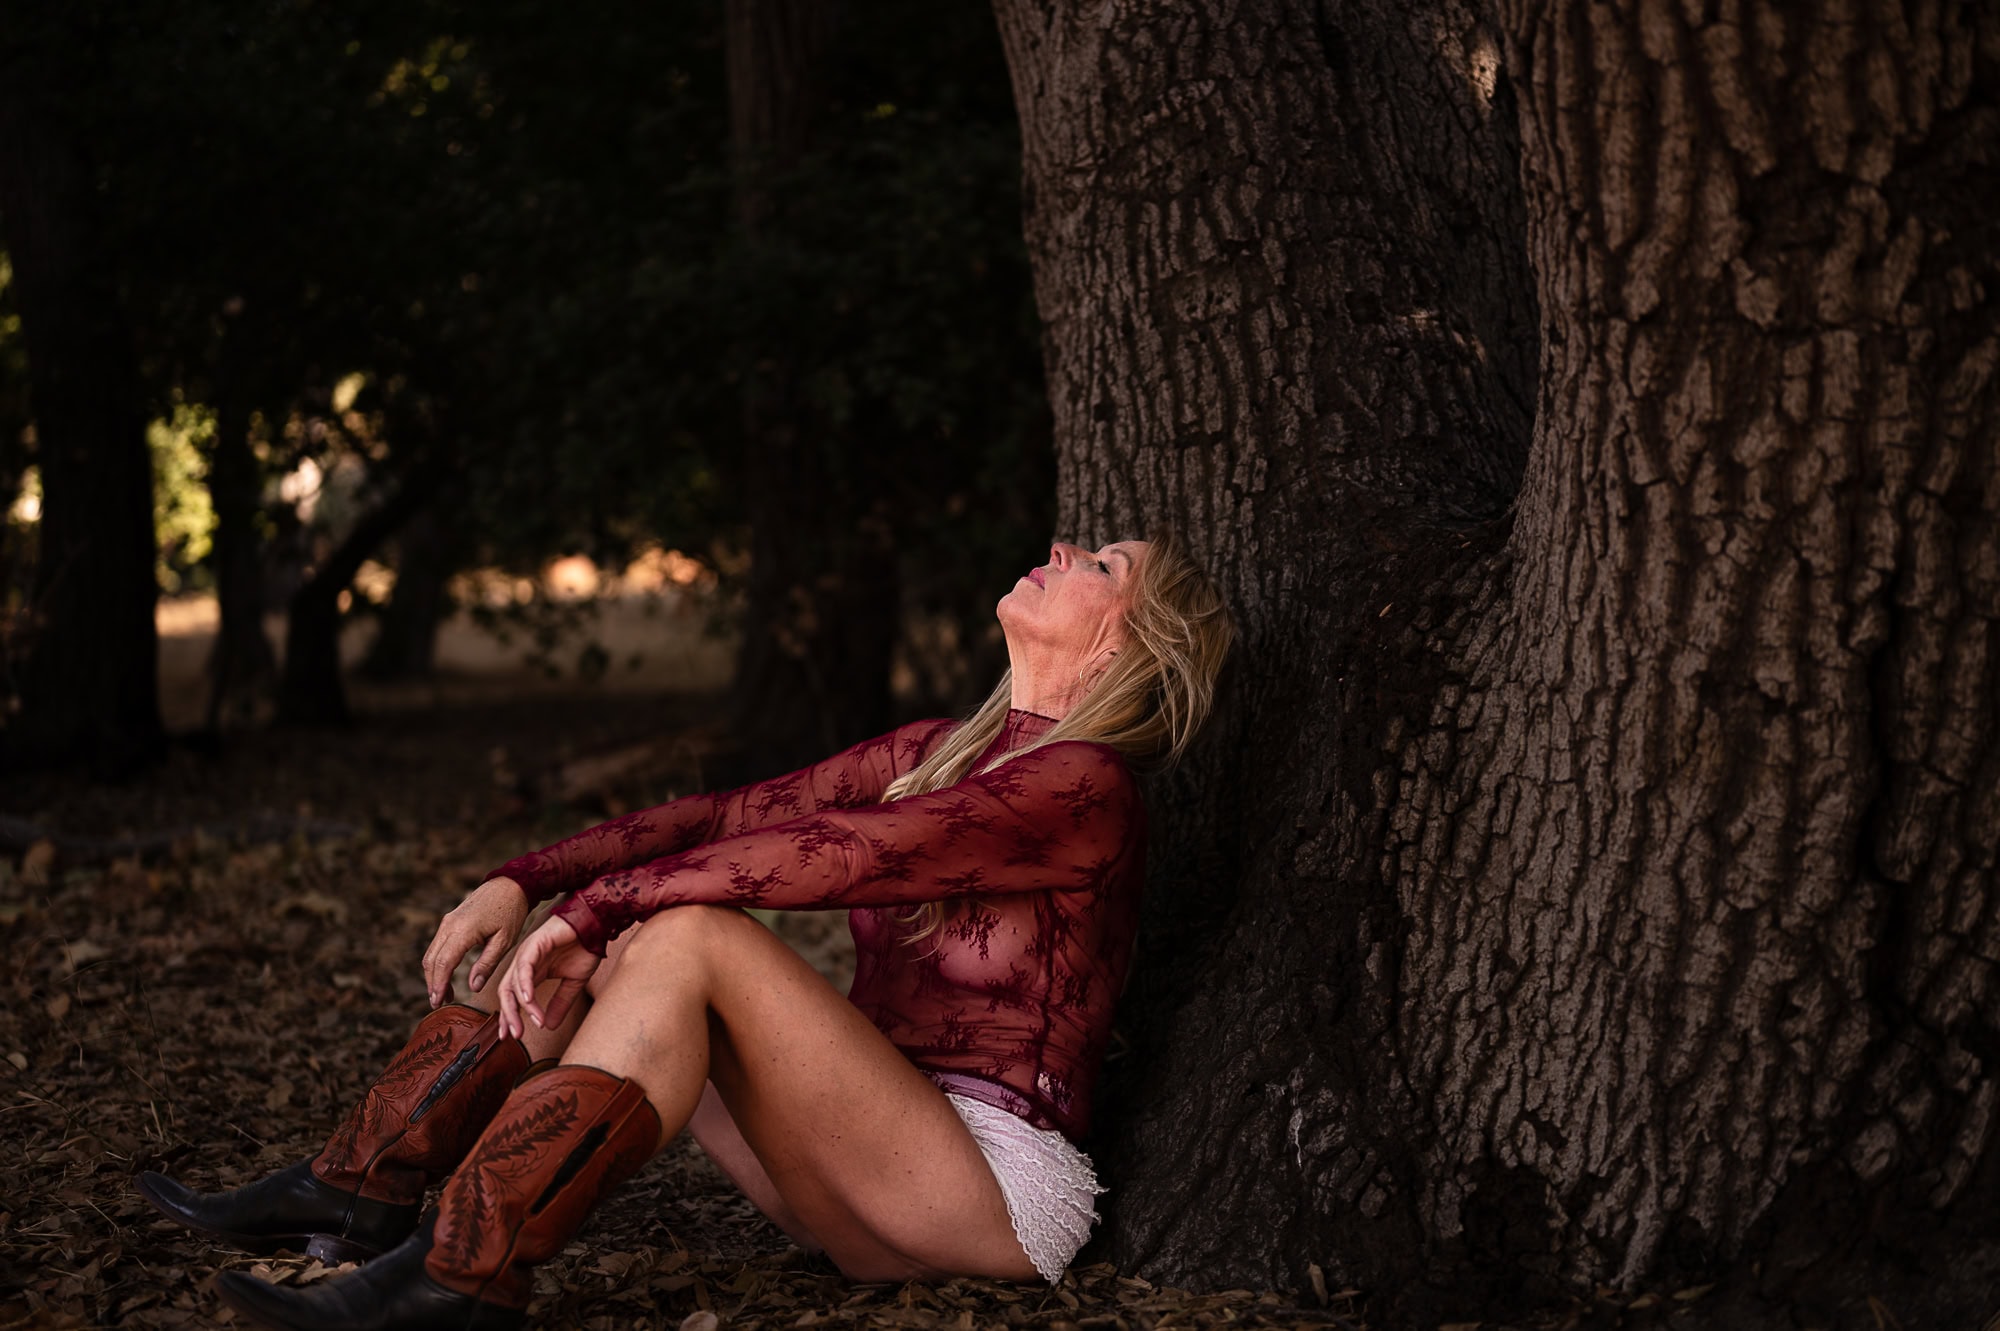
[1028,568,1046,587]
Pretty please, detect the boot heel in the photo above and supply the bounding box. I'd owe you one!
[304,1231,386,1265]
[210,1067,660,1328]
[136,1004,527,1260]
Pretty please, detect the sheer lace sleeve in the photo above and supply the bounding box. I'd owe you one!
[487,717,957,904]
[550,740,1140,954]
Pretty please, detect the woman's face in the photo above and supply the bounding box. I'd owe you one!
[997,539,1148,661]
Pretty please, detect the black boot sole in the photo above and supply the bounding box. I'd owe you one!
[134,1171,325,1254]
[133,1164,415,1259]
[215,1217,525,1331]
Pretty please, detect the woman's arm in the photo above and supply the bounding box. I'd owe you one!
[486,717,958,903]
[550,741,1143,954]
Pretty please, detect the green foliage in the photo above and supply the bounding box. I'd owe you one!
[9,0,1051,703]
[148,403,217,593]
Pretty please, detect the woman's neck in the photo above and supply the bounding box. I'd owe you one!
[1007,659,1085,721]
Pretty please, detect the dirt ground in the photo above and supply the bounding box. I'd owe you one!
[0,650,1359,1330]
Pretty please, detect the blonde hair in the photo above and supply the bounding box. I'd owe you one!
[884,529,1234,940]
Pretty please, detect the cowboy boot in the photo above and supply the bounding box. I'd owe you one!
[136,1003,531,1261]
[214,1063,661,1330]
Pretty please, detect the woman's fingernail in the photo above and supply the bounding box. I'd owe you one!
[470,976,482,992]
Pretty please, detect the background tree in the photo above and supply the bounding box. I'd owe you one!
[0,0,1051,755]
[716,0,1052,776]
[992,0,2000,1327]
[0,13,162,772]
[724,0,891,775]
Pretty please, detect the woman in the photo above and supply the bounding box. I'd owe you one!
[137,533,1232,1330]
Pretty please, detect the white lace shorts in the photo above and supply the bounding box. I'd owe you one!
[940,1091,1106,1283]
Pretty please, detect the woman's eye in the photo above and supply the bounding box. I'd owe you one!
[1097,560,1111,573]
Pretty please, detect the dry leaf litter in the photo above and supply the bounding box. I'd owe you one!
[0,694,1358,1330]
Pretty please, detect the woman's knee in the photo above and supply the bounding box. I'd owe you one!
[604,904,745,976]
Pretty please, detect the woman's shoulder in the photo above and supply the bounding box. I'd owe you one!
[892,716,960,763]
[990,736,1145,803]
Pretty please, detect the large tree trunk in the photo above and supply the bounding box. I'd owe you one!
[723,0,901,778]
[204,305,280,731]
[994,0,1999,1327]
[359,498,458,682]
[277,462,443,726]
[0,57,162,772]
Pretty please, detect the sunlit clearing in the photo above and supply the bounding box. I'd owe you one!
[8,466,39,524]
[447,549,716,609]
[156,594,219,636]
[279,457,324,520]
[545,554,601,600]
[622,545,715,591]
[353,559,397,603]
[332,372,367,413]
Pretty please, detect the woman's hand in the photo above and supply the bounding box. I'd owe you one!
[498,914,601,1040]
[422,877,530,1008]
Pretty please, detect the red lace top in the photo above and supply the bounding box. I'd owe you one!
[486,709,1146,1141]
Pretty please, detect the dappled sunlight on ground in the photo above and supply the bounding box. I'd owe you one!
[154,585,738,732]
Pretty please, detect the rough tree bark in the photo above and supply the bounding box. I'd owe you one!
[0,48,162,772]
[723,0,902,779]
[994,0,1999,1327]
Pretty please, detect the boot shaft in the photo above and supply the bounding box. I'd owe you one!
[426,1064,661,1309]
[313,1004,530,1206]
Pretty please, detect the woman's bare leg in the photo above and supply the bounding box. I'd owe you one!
[683,1083,823,1250]
[563,905,1038,1283]
[459,924,820,1245]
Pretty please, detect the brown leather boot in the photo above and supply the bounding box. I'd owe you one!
[136,1004,530,1261]
[214,1063,661,1330]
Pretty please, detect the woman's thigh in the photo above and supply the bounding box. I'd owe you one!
[685,1082,823,1251]
[594,906,1037,1284]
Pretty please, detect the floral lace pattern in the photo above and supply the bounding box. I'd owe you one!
[488,710,1146,1140]
[941,1088,1105,1283]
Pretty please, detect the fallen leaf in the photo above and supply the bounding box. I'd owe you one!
[63,939,113,973]
[45,993,71,1022]
[680,1311,719,1331]
[21,839,56,886]
[279,891,348,923]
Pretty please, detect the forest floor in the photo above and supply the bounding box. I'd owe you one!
[0,685,1373,1331]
